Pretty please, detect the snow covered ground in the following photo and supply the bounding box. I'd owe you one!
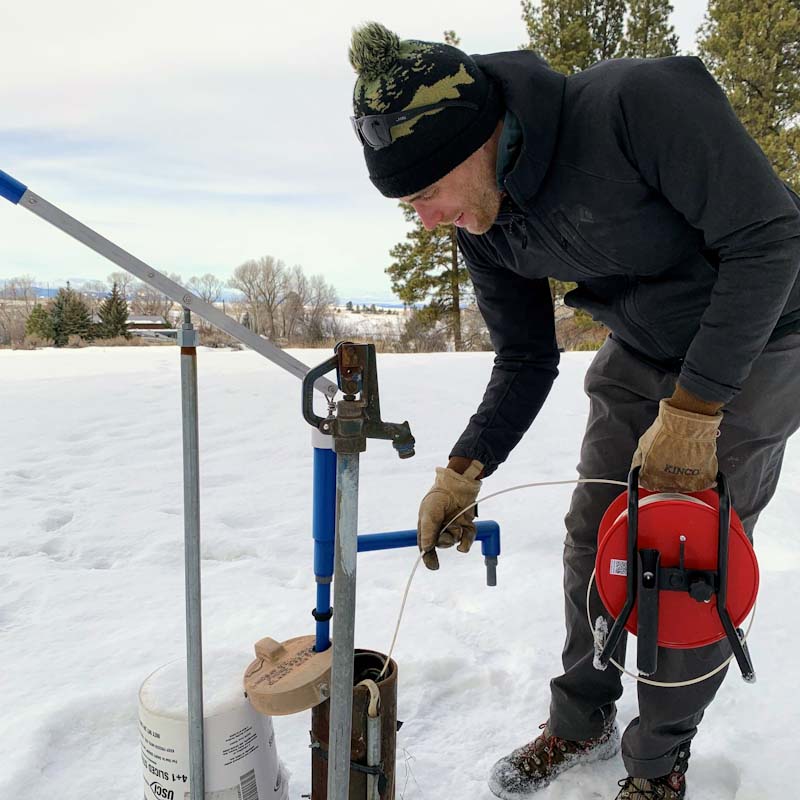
[1,346,798,800]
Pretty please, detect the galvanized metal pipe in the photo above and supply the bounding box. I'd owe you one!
[0,171,337,396]
[327,452,360,800]
[179,311,205,800]
[365,713,382,800]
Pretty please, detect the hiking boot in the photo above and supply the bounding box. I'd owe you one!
[488,720,620,798]
[615,742,690,799]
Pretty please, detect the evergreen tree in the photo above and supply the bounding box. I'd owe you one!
[698,0,800,192]
[521,0,626,73]
[592,0,627,60]
[387,204,469,351]
[386,28,471,352]
[25,304,54,341]
[620,0,678,57]
[98,281,130,339]
[50,283,92,346]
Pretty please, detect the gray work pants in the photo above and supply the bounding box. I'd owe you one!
[548,334,800,778]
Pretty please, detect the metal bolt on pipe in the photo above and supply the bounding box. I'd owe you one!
[179,310,205,800]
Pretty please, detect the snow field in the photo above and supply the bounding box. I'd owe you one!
[1,346,798,799]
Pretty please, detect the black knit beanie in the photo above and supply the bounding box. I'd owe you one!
[349,22,503,198]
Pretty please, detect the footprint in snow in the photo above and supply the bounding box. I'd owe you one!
[40,509,74,532]
[202,473,239,489]
[0,689,140,798]
[159,507,181,516]
[217,510,262,530]
[7,469,36,480]
[40,538,73,561]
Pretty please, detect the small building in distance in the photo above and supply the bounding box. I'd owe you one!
[126,315,177,341]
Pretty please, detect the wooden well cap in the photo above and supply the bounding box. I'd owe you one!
[244,635,332,716]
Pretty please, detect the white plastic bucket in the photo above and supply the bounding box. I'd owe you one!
[139,650,288,800]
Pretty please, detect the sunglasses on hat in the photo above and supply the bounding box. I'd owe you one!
[351,100,479,150]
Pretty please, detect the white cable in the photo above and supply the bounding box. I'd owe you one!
[379,476,755,688]
[585,568,756,687]
[378,478,626,678]
[378,552,424,679]
[440,478,628,534]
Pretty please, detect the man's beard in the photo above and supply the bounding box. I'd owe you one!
[466,162,503,234]
[470,191,502,233]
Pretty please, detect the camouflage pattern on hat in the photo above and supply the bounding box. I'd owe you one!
[348,22,503,198]
[351,24,479,146]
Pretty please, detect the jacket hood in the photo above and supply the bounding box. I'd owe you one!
[474,51,566,207]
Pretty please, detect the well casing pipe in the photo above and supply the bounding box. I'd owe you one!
[327,452,360,800]
[179,311,205,800]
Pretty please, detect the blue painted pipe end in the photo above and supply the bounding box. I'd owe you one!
[357,520,501,557]
[0,170,27,204]
[478,521,501,558]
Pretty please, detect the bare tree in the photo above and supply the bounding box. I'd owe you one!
[187,273,225,329]
[228,256,288,339]
[130,272,181,323]
[0,276,38,345]
[304,274,338,343]
[256,256,288,340]
[189,273,225,304]
[0,276,37,305]
[74,279,106,314]
[229,260,264,334]
[107,271,135,299]
[277,266,309,341]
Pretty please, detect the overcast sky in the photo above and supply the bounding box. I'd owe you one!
[0,1,707,302]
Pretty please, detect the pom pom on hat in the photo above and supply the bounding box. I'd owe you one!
[347,22,503,198]
[349,22,401,81]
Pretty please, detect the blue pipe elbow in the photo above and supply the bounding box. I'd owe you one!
[478,521,501,558]
[357,520,501,586]
[0,170,27,204]
[357,520,501,555]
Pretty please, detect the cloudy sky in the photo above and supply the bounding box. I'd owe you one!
[1,1,707,302]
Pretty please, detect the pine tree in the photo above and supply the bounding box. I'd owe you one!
[98,281,130,339]
[521,0,626,73]
[387,204,469,351]
[25,304,54,341]
[50,283,92,346]
[385,28,472,352]
[620,0,679,57]
[592,0,627,60]
[698,0,800,192]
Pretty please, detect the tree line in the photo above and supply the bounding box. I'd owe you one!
[387,1,799,352]
[3,2,795,354]
[0,258,343,349]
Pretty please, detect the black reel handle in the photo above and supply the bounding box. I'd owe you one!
[597,469,756,683]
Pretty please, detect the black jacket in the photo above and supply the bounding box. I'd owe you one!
[452,51,800,476]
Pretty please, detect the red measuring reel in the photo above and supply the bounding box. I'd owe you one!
[594,468,758,681]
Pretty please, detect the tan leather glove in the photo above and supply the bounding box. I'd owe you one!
[417,460,483,570]
[632,399,722,492]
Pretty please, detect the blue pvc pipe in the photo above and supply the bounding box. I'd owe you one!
[312,439,501,650]
[358,520,501,558]
[0,170,27,204]
[312,445,337,652]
